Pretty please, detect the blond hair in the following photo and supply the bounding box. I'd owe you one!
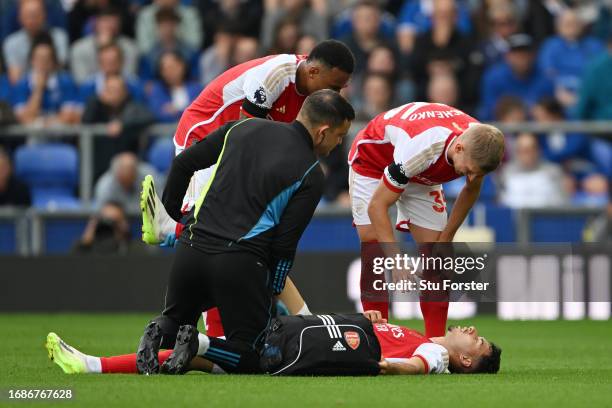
[464,123,505,173]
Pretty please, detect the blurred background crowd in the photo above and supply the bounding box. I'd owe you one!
[0,0,611,225]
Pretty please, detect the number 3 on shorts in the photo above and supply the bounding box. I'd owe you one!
[429,190,446,213]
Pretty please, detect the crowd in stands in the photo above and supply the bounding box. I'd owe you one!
[0,0,611,217]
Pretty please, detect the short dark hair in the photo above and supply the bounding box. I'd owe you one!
[155,6,181,24]
[307,40,355,74]
[28,32,58,65]
[97,42,123,61]
[535,97,565,118]
[97,6,121,18]
[301,89,355,128]
[473,343,502,374]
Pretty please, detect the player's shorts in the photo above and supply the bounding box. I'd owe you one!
[349,167,447,232]
[261,313,381,376]
[174,144,215,211]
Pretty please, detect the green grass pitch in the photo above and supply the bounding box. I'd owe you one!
[1,314,611,407]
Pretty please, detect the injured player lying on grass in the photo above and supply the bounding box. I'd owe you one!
[46,311,501,376]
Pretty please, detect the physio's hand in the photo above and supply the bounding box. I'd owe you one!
[363,310,387,324]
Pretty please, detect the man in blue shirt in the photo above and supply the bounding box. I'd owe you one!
[479,34,554,121]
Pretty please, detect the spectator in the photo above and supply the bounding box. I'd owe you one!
[12,36,81,125]
[499,132,569,208]
[70,7,139,84]
[341,0,396,74]
[531,97,593,174]
[366,44,414,104]
[197,0,262,49]
[426,73,458,107]
[199,23,235,86]
[267,17,301,54]
[72,201,143,254]
[0,147,31,206]
[136,0,202,54]
[93,152,158,213]
[356,73,394,121]
[148,51,200,122]
[574,34,612,178]
[67,0,134,42]
[572,174,610,208]
[1,0,67,43]
[82,74,154,180]
[140,7,199,81]
[230,36,260,66]
[296,34,317,55]
[396,0,472,55]
[0,66,15,125]
[538,9,604,109]
[2,0,69,83]
[479,33,553,120]
[80,43,144,104]
[260,0,328,52]
[477,1,521,67]
[410,0,474,104]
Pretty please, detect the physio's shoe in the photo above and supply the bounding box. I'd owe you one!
[140,175,175,245]
[160,325,199,375]
[45,332,88,374]
[136,321,163,375]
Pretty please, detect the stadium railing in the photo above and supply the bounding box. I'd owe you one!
[2,121,612,204]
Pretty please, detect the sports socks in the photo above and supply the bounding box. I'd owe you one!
[360,240,389,320]
[100,350,173,374]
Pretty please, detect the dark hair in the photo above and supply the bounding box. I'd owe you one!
[97,42,123,61]
[493,95,525,121]
[157,50,188,84]
[354,0,381,11]
[472,342,502,374]
[28,32,58,65]
[97,6,121,18]
[535,97,565,118]
[155,6,181,24]
[307,40,355,74]
[301,89,355,128]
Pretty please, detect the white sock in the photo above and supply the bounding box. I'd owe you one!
[154,192,179,237]
[197,333,210,356]
[85,355,102,373]
[211,364,226,374]
[297,303,312,315]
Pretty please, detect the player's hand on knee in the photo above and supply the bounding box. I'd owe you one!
[363,310,386,324]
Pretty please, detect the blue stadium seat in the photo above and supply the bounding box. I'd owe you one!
[14,143,80,209]
[147,139,174,174]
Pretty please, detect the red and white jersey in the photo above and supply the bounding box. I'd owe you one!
[373,323,448,374]
[174,54,307,150]
[348,102,479,188]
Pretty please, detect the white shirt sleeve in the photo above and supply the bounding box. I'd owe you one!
[413,343,449,374]
[392,125,451,178]
[381,125,451,191]
[242,55,297,110]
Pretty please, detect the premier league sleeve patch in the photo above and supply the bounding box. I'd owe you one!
[254,86,268,106]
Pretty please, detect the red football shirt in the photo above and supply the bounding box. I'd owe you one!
[348,102,479,188]
[174,54,307,150]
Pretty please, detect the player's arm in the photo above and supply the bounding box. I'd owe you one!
[380,343,449,375]
[379,358,427,375]
[277,277,310,315]
[161,121,238,221]
[240,57,293,120]
[438,175,483,242]
[269,166,325,294]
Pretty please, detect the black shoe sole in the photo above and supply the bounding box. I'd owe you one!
[136,321,163,375]
[160,325,199,375]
